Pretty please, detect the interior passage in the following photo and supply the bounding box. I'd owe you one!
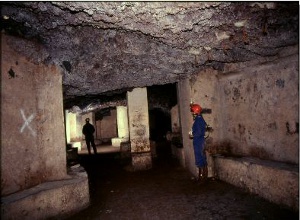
[66,143,298,220]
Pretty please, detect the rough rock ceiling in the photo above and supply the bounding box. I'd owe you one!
[1,2,299,111]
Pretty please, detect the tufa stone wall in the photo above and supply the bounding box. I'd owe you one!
[1,34,67,196]
[178,46,298,178]
[189,68,221,149]
[96,109,117,140]
[218,51,299,164]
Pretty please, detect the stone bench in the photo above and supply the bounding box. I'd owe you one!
[1,165,90,220]
[214,155,299,211]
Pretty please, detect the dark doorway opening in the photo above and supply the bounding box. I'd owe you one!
[149,108,171,142]
[147,83,178,160]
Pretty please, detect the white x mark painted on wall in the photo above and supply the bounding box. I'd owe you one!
[20,109,36,136]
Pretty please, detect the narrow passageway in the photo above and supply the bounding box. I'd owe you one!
[66,143,298,220]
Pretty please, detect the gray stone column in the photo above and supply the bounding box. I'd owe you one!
[127,88,152,171]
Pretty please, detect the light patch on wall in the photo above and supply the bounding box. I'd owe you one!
[234,20,247,28]
[188,47,201,55]
[203,46,211,51]
[250,2,276,9]
[20,109,36,136]
[215,31,230,41]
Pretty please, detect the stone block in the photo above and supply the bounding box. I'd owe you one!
[71,141,82,151]
[1,166,90,220]
[214,156,299,211]
[132,152,152,171]
[111,137,129,147]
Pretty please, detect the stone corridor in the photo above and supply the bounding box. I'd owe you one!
[65,144,298,220]
[1,3,298,219]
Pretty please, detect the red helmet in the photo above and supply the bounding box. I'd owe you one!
[190,104,202,114]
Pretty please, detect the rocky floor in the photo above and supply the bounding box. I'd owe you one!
[65,144,298,220]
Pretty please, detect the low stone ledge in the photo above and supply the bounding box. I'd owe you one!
[214,155,299,211]
[1,166,90,220]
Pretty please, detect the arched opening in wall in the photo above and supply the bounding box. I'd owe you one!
[147,83,178,160]
[149,108,172,142]
[149,108,172,159]
[63,91,127,157]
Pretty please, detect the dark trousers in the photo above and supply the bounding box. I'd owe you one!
[85,135,97,154]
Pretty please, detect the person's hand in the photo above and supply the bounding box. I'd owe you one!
[189,130,193,139]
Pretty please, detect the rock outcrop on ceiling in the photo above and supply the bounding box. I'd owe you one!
[1,2,298,110]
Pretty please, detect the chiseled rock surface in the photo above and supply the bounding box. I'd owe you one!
[1,2,298,103]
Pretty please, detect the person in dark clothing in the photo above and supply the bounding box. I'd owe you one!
[82,118,97,155]
[190,103,208,183]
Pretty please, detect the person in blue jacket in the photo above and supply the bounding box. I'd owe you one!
[190,103,208,183]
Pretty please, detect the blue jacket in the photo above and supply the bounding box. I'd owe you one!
[192,115,206,138]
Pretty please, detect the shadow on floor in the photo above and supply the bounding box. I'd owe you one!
[65,143,298,220]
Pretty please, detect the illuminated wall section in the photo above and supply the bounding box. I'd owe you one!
[65,110,71,143]
[65,111,82,150]
[117,106,129,138]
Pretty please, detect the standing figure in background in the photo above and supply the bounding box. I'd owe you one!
[190,103,208,183]
[82,118,97,155]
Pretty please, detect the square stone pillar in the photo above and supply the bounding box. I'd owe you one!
[65,112,82,150]
[65,110,71,143]
[117,106,129,138]
[76,114,82,140]
[127,88,152,170]
[69,112,77,141]
[112,106,129,147]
